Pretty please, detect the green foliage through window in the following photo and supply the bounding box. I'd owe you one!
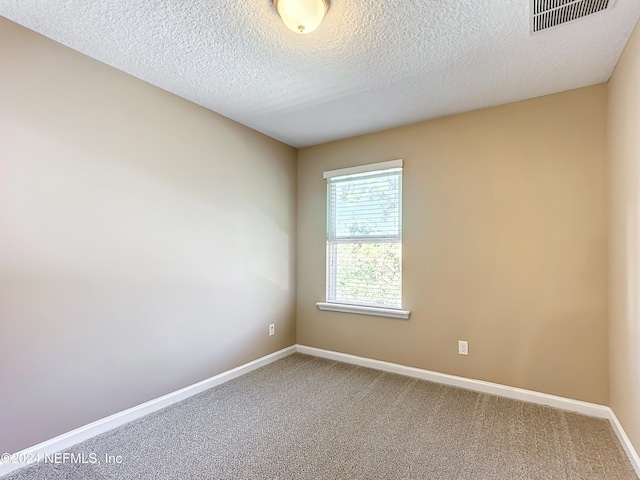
[326,166,402,309]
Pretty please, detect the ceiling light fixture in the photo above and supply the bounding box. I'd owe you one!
[273,0,329,34]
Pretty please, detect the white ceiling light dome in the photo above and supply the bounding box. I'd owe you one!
[274,0,329,34]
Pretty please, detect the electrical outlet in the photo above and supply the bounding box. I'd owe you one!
[269,324,275,336]
[458,340,468,355]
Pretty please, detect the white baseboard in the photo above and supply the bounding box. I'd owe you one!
[296,345,610,417]
[609,410,640,478]
[4,343,639,478]
[0,345,297,477]
[297,345,640,476]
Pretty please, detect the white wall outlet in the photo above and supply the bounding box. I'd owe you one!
[269,324,275,336]
[458,340,468,355]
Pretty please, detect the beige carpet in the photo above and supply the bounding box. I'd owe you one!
[3,353,637,479]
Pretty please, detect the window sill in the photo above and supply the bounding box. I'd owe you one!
[316,302,410,319]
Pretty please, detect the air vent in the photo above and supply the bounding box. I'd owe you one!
[531,0,615,32]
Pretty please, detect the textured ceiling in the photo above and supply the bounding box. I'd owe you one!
[1,0,639,147]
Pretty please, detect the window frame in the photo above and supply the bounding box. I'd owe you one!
[316,159,410,320]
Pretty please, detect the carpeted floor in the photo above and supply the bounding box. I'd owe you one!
[3,353,637,479]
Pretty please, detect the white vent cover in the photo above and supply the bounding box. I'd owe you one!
[531,0,616,32]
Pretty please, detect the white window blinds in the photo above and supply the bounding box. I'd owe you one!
[325,160,403,309]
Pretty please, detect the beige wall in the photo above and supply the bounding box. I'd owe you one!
[609,20,640,455]
[0,18,296,454]
[297,86,609,404]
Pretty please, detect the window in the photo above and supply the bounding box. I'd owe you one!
[317,160,409,319]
